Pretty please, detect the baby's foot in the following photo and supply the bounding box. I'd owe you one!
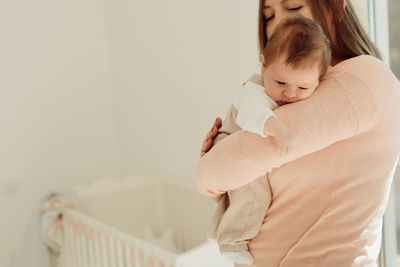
[220,250,254,265]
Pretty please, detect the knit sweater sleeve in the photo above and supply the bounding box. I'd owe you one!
[195,56,390,197]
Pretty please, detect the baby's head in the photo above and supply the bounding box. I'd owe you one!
[260,16,331,105]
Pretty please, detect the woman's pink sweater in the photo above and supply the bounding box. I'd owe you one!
[196,55,400,266]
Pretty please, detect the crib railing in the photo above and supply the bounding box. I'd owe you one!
[57,209,177,267]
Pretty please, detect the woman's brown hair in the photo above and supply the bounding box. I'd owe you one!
[258,0,382,62]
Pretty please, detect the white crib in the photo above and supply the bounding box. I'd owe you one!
[52,177,233,267]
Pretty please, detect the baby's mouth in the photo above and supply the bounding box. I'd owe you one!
[279,101,290,105]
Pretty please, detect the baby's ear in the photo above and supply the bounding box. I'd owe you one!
[260,54,266,72]
[259,54,265,64]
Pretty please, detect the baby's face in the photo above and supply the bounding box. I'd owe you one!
[263,57,320,105]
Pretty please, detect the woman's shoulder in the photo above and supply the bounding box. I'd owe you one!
[324,55,393,82]
[323,55,399,125]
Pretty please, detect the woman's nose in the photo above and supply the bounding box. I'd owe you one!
[268,13,295,38]
[269,14,283,37]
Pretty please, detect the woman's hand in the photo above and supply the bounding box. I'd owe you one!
[199,74,260,158]
[200,117,222,157]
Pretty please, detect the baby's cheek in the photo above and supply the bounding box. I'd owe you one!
[301,88,317,100]
[266,86,281,101]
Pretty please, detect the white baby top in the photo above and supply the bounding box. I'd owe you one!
[233,81,279,137]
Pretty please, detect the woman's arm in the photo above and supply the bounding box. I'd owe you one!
[196,58,387,197]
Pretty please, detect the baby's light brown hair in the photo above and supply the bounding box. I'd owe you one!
[263,16,331,78]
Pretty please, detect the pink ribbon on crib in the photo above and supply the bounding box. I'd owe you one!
[69,220,87,236]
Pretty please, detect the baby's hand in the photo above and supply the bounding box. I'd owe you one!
[273,122,298,151]
[265,117,297,151]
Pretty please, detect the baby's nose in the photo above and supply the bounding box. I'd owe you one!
[284,88,296,98]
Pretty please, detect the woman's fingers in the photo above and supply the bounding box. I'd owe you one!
[209,118,222,140]
[200,117,222,157]
[215,117,222,129]
[201,136,214,157]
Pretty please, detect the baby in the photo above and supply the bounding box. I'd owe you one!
[207,16,331,265]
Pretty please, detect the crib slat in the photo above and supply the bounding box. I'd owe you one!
[60,219,67,267]
[80,229,89,267]
[72,221,82,267]
[109,235,117,266]
[70,220,79,267]
[154,258,166,267]
[115,238,124,267]
[64,218,74,267]
[87,229,96,267]
[135,246,141,267]
[93,231,102,267]
[75,226,83,266]
[125,244,133,267]
[100,231,109,267]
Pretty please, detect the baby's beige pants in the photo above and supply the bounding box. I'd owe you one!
[208,105,272,252]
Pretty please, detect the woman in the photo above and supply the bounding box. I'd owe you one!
[197,0,400,266]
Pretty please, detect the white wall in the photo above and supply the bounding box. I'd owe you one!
[389,0,400,77]
[0,0,258,266]
[102,0,259,181]
[0,0,120,265]
[353,0,369,34]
